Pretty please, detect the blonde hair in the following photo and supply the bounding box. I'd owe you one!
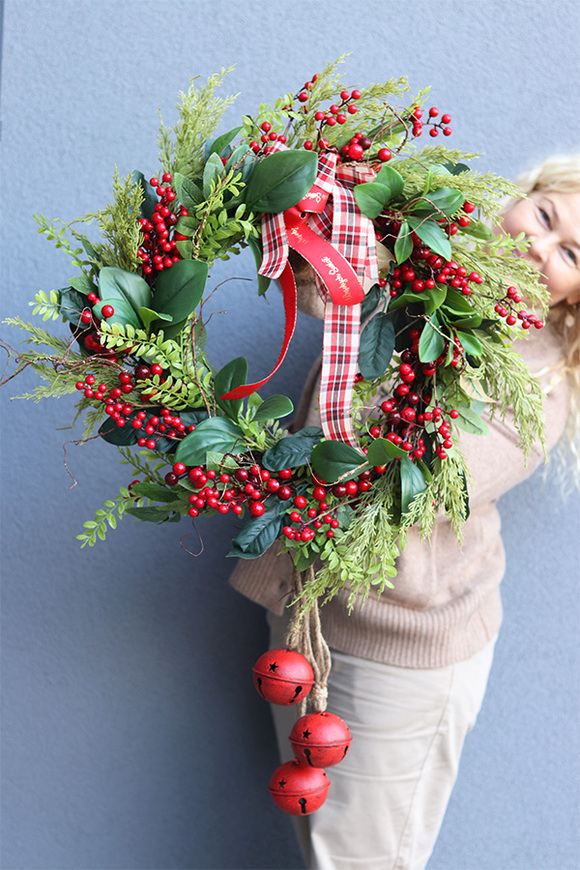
[513,155,580,489]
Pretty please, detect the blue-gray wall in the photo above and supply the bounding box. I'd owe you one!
[1,2,578,868]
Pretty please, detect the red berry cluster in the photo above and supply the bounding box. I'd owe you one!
[388,245,484,299]
[495,286,544,330]
[77,291,118,356]
[340,131,392,163]
[136,174,185,277]
[410,106,452,138]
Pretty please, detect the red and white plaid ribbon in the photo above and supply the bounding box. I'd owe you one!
[259,150,378,447]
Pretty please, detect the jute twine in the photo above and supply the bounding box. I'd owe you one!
[285,564,332,715]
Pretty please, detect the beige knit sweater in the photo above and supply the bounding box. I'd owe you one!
[229,324,570,668]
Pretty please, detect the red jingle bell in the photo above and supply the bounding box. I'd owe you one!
[290,711,352,767]
[252,648,314,705]
[268,760,330,815]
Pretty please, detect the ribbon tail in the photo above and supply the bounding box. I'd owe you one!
[319,300,361,447]
[219,262,297,400]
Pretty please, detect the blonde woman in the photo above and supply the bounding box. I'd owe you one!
[230,155,580,870]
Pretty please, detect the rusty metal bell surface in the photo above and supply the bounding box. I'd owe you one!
[290,711,352,767]
[268,760,330,815]
[252,648,314,705]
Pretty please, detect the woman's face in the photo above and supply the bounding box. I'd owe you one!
[501,190,580,307]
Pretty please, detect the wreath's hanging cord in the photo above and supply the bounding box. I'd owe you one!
[285,565,332,715]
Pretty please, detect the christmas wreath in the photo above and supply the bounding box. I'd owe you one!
[4,57,547,617]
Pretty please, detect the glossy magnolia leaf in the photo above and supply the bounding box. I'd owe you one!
[99,413,140,446]
[58,287,89,326]
[252,394,294,422]
[245,150,318,213]
[400,456,428,515]
[361,282,382,321]
[98,267,151,312]
[366,437,407,465]
[207,126,242,160]
[126,504,181,523]
[422,286,448,316]
[174,416,244,466]
[353,181,392,219]
[311,440,368,484]
[407,218,452,261]
[394,220,413,264]
[442,288,474,316]
[129,482,181,503]
[418,316,445,362]
[262,426,323,471]
[152,259,208,323]
[94,297,141,329]
[413,186,465,217]
[203,152,225,198]
[452,315,483,330]
[387,288,421,313]
[130,170,158,220]
[443,161,471,176]
[453,404,490,436]
[456,329,483,357]
[228,500,287,559]
[214,356,248,420]
[358,312,395,379]
[247,236,271,296]
[137,307,173,331]
[375,165,404,199]
[173,172,203,210]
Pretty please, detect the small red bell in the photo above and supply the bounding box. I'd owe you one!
[268,760,330,815]
[290,711,352,767]
[252,648,314,705]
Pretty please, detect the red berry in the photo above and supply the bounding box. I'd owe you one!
[377,148,392,162]
[249,502,265,517]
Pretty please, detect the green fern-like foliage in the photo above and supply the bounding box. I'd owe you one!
[81,170,144,272]
[158,67,238,182]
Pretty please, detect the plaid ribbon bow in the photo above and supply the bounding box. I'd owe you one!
[260,150,379,447]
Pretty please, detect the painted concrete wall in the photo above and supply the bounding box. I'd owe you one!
[1,1,578,868]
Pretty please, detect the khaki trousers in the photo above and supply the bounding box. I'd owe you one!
[268,612,496,870]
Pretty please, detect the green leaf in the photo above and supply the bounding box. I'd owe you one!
[394,220,413,264]
[418,316,445,362]
[407,218,452,260]
[456,330,483,357]
[174,417,245,466]
[152,259,208,322]
[98,267,151,312]
[293,547,319,572]
[460,219,495,241]
[173,172,203,210]
[225,143,254,183]
[69,274,96,296]
[203,152,225,198]
[58,287,89,326]
[248,236,271,296]
[400,456,428,515]
[361,283,382,321]
[98,416,139,446]
[422,286,448,316]
[214,357,248,420]
[375,165,404,199]
[130,170,158,220]
[442,289,475,316]
[311,440,368,484]
[366,437,407,464]
[453,404,490,436]
[94,297,141,329]
[245,150,318,213]
[126,505,180,523]
[442,161,471,176]
[207,126,242,159]
[358,312,395,379]
[137,307,173,331]
[129,482,181,503]
[228,499,287,559]
[412,186,465,218]
[252,394,294,422]
[262,427,323,471]
[353,181,392,219]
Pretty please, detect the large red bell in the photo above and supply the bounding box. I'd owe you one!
[252,648,314,705]
[268,760,330,815]
[290,711,352,767]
